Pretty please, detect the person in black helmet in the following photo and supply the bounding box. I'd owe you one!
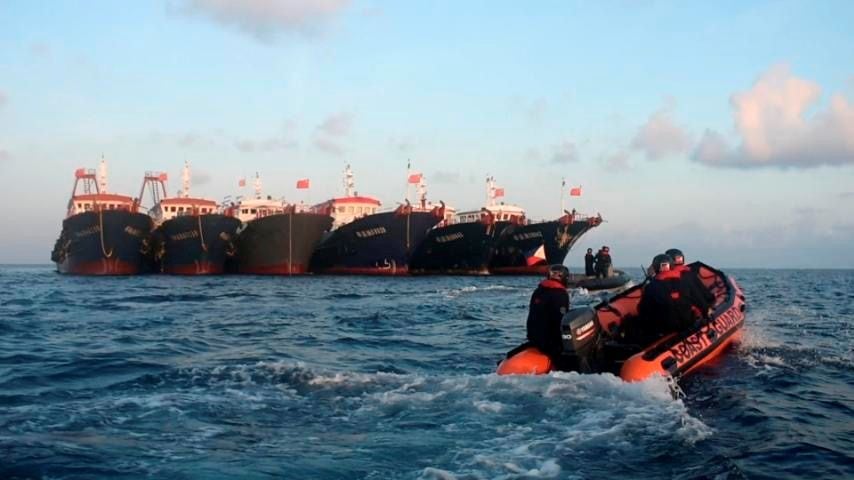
[665,248,714,317]
[635,253,708,343]
[526,264,570,359]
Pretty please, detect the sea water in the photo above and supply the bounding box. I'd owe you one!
[1,266,852,479]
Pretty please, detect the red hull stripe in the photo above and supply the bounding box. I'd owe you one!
[238,263,309,275]
[163,261,224,275]
[314,266,410,276]
[59,259,139,275]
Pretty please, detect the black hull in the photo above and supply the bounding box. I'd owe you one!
[52,210,154,275]
[490,218,599,274]
[409,221,507,275]
[310,211,441,275]
[154,215,241,275]
[235,213,333,275]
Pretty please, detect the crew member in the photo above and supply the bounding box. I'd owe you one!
[665,248,714,317]
[526,264,570,359]
[636,254,712,344]
[584,248,596,276]
[594,246,613,278]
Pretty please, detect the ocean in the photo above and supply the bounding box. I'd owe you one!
[1,266,852,479]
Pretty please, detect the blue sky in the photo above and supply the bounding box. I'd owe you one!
[1,0,853,267]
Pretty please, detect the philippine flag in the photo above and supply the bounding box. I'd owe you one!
[525,244,547,266]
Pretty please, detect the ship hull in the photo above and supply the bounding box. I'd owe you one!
[235,213,333,275]
[409,221,508,275]
[490,217,600,275]
[52,210,154,275]
[309,211,441,275]
[154,214,241,275]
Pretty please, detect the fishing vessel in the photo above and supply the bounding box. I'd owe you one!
[309,165,444,275]
[231,174,333,275]
[410,176,520,275]
[51,160,154,275]
[489,209,603,275]
[143,162,241,275]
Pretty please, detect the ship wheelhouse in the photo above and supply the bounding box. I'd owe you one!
[312,196,382,229]
[151,197,218,224]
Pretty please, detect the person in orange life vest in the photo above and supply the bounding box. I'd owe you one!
[526,264,570,359]
[637,254,709,343]
[594,246,612,278]
[665,248,714,318]
[584,248,596,276]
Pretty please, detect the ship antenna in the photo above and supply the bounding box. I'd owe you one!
[182,160,191,198]
[98,156,108,193]
[343,164,354,197]
[254,172,262,200]
[418,175,427,209]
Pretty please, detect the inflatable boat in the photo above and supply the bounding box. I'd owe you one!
[497,262,746,382]
[566,270,633,291]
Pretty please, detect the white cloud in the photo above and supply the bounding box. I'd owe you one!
[631,105,692,160]
[431,171,461,184]
[180,0,350,42]
[551,141,579,164]
[600,150,631,170]
[314,137,344,156]
[692,64,854,168]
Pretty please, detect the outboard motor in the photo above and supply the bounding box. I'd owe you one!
[560,307,602,372]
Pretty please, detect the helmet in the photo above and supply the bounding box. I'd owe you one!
[651,254,673,274]
[665,248,684,266]
[547,264,570,286]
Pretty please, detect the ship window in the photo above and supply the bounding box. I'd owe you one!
[242,209,248,214]
[77,203,82,209]
[347,206,353,213]
[84,204,91,211]
[178,207,185,212]
[338,206,345,213]
[169,206,175,212]
[250,209,256,214]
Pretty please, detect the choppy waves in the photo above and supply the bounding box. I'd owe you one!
[1,266,852,479]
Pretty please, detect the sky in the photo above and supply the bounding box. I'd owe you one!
[1,0,853,268]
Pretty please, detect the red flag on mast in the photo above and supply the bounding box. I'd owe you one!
[296,178,310,189]
[238,178,246,187]
[570,186,582,197]
[494,187,505,198]
[407,173,422,184]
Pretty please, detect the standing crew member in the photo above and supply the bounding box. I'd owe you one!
[526,264,570,359]
[594,246,613,278]
[584,248,596,276]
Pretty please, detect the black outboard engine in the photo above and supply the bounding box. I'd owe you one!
[560,307,602,372]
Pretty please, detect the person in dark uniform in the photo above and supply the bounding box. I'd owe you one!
[636,253,709,344]
[594,246,612,278]
[584,248,596,276]
[665,248,714,317]
[526,264,570,359]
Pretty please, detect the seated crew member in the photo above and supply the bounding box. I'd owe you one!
[665,248,714,317]
[636,254,708,344]
[594,246,613,278]
[526,264,570,359]
[584,248,596,276]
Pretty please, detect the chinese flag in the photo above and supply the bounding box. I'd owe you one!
[74,168,86,178]
[570,187,582,197]
[158,172,168,182]
[238,178,246,187]
[494,187,505,198]
[296,178,310,189]
[407,173,422,184]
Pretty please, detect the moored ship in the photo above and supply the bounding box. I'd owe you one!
[489,210,602,275]
[309,165,444,275]
[51,161,154,275]
[144,162,241,275]
[410,177,520,275]
[231,174,333,275]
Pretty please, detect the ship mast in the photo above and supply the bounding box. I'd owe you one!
[486,176,496,207]
[253,172,262,200]
[181,161,191,198]
[97,158,108,193]
[417,176,427,209]
[343,164,355,197]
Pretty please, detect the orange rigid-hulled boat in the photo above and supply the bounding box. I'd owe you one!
[497,262,746,381]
